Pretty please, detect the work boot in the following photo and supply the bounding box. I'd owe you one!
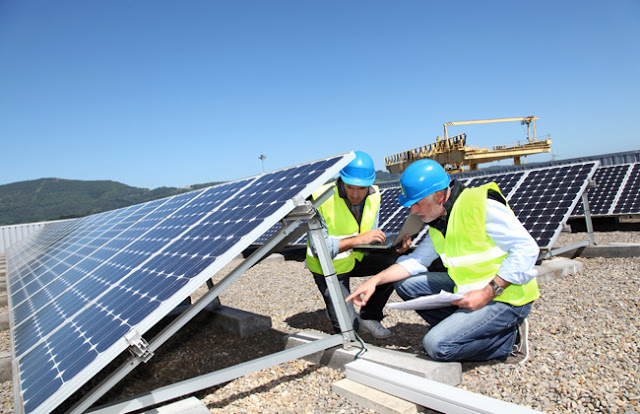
[505,319,529,365]
[358,319,391,339]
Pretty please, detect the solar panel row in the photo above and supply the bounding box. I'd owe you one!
[7,154,353,414]
[372,162,599,251]
[572,162,640,217]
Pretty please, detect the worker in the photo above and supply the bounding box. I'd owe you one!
[346,159,539,363]
[306,151,409,338]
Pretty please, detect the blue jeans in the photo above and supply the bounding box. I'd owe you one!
[395,272,531,362]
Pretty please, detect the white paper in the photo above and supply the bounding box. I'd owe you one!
[386,279,493,311]
[387,290,464,310]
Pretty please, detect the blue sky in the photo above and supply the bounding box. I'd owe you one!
[1,1,638,189]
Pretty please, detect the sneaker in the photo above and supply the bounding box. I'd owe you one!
[505,319,529,365]
[358,319,391,339]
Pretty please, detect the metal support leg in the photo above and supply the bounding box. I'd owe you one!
[307,216,357,345]
[581,191,596,245]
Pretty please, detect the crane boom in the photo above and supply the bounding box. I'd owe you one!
[443,116,538,142]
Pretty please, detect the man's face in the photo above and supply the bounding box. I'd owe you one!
[343,184,369,205]
[410,192,445,223]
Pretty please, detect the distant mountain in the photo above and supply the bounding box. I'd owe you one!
[0,171,398,227]
[375,170,401,183]
[0,178,222,226]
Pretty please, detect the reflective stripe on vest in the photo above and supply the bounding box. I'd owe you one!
[439,245,507,268]
[430,182,539,307]
[306,183,380,274]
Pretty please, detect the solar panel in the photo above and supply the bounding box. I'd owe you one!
[7,153,354,414]
[571,162,640,217]
[369,162,598,251]
[613,163,640,214]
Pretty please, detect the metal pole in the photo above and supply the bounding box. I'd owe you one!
[306,216,357,345]
[582,191,596,245]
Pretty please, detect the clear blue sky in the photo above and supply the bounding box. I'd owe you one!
[1,1,639,189]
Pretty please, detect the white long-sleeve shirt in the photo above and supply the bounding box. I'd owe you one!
[396,199,539,285]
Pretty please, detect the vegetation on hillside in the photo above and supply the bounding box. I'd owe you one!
[0,170,397,226]
[0,178,222,226]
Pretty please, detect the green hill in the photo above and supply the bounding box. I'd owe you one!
[0,170,398,227]
[0,178,221,226]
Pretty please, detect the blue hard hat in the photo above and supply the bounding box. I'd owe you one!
[398,159,451,207]
[340,151,376,187]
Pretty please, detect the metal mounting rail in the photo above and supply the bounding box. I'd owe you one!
[346,359,544,414]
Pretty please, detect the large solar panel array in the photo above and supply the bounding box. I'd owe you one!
[571,162,640,217]
[373,162,599,250]
[6,153,353,414]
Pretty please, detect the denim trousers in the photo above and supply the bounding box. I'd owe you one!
[312,252,397,333]
[395,272,531,362]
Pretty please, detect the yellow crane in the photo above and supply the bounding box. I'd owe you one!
[385,116,552,174]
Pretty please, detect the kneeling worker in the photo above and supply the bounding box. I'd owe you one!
[347,159,539,363]
[306,151,408,338]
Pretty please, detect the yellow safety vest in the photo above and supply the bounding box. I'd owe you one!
[306,183,381,275]
[429,183,539,306]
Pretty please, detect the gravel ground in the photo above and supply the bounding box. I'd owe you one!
[1,230,639,414]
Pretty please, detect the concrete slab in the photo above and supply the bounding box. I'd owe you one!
[285,331,461,386]
[0,313,9,331]
[333,378,427,414]
[535,258,583,284]
[561,243,640,258]
[0,351,12,382]
[141,397,210,414]
[205,305,272,337]
[260,253,285,264]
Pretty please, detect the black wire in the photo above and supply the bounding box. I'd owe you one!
[352,331,367,359]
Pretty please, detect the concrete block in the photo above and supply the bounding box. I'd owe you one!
[580,243,640,258]
[260,253,285,264]
[0,313,9,331]
[333,378,426,414]
[535,258,583,284]
[141,397,210,414]
[285,331,461,386]
[206,305,272,337]
[0,352,12,382]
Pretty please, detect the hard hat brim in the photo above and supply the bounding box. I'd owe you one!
[340,171,375,187]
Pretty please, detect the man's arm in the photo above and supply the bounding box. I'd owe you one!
[345,263,411,306]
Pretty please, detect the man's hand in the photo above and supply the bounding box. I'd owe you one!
[395,235,412,254]
[451,285,494,311]
[345,279,377,307]
[358,229,386,245]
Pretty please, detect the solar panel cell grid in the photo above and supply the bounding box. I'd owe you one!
[369,162,598,251]
[613,163,640,214]
[8,153,353,414]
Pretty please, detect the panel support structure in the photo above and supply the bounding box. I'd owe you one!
[306,216,357,345]
[581,189,596,246]
[68,202,357,414]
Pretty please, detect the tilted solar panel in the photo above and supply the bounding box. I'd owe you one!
[613,163,640,214]
[7,153,354,414]
[571,163,640,217]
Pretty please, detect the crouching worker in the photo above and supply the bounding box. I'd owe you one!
[306,151,409,339]
[346,159,539,363]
